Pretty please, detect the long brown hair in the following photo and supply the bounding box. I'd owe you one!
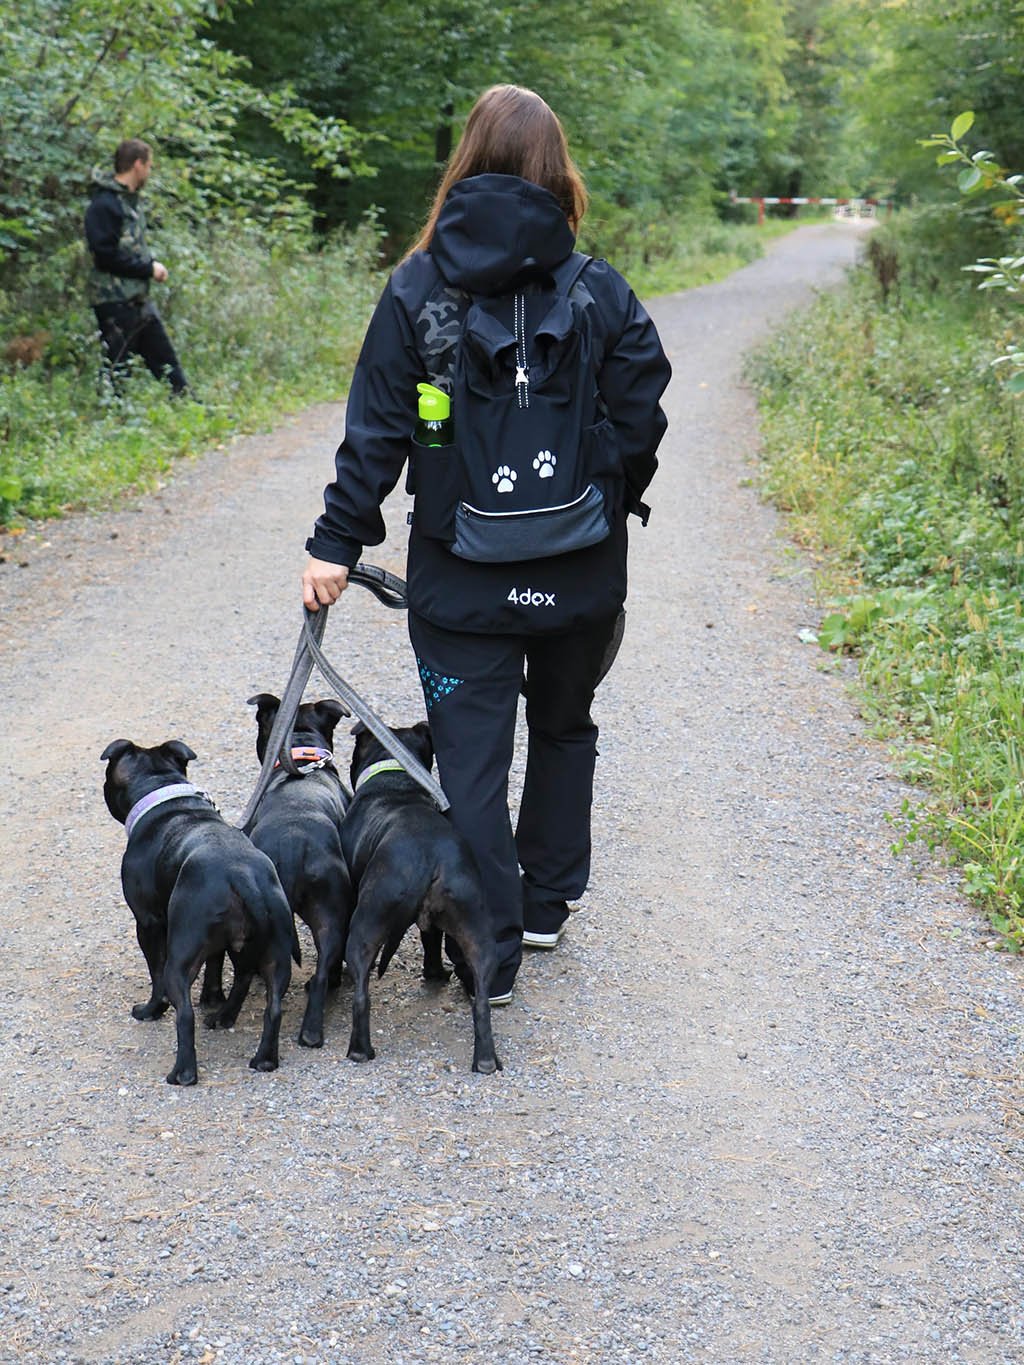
[408,85,588,256]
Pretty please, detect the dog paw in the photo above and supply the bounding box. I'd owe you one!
[347,1045,375,1063]
[166,1065,197,1086]
[133,1000,169,1021]
[199,988,227,1008]
[203,1008,238,1030]
[422,965,453,984]
[472,1052,503,1075]
[298,1028,324,1049]
[249,1054,279,1072]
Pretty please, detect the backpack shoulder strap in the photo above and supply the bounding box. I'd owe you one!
[550,251,593,296]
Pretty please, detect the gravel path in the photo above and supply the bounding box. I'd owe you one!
[1,222,1022,1365]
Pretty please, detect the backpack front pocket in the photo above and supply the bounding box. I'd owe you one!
[450,482,609,563]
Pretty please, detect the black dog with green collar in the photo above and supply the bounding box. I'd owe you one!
[341,722,501,1074]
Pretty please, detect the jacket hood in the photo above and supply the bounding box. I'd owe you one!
[429,174,576,294]
[90,166,132,196]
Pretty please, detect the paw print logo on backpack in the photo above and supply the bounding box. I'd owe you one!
[533,450,556,479]
[492,465,517,493]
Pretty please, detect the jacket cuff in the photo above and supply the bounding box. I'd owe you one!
[305,534,363,567]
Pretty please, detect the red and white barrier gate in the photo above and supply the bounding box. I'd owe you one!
[729,194,893,225]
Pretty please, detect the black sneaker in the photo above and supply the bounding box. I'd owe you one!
[453,965,515,1006]
[521,879,570,949]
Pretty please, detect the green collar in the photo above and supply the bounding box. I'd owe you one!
[354,758,406,791]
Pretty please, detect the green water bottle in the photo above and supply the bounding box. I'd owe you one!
[414,382,453,446]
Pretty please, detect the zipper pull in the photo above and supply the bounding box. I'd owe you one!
[515,364,528,388]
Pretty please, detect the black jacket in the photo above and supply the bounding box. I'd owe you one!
[308,174,671,633]
[84,169,154,306]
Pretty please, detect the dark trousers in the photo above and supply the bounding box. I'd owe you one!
[408,610,618,994]
[94,300,188,394]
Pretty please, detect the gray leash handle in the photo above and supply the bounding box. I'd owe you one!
[236,570,448,831]
[300,609,449,811]
[237,607,333,833]
[347,563,408,609]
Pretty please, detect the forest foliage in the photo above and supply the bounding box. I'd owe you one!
[1,0,1023,517]
[1,0,869,286]
[4,1,1024,294]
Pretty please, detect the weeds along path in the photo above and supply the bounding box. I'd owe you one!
[1,222,1021,1364]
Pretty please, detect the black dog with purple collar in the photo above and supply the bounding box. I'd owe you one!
[100,738,297,1086]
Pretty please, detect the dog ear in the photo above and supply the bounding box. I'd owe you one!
[313,698,347,733]
[411,720,434,765]
[247,692,280,718]
[100,739,134,764]
[350,720,367,737]
[158,740,197,771]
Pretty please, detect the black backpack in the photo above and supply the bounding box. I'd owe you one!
[409,253,622,563]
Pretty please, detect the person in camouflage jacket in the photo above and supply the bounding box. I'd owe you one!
[84,139,188,395]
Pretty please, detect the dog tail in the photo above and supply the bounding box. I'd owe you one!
[376,927,405,979]
[290,915,303,967]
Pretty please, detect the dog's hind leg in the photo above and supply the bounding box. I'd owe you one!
[199,950,227,1008]
[298,900,345,1049]
[132,920,170,1020]
[163,948,206,1086]
[420,927,452,983]
[203,951,253,1030]
[250,889,293,1072]
[457,934,502,1076]
[345,923,380,1063]
[250,952,288,1072]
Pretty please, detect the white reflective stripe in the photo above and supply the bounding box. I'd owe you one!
[461,486,594,519]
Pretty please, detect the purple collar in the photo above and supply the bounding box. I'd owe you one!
[124,783,207,839]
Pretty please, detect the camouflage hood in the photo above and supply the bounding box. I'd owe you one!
[90,165,129,196]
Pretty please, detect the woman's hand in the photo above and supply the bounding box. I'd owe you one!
[302,558,350,611]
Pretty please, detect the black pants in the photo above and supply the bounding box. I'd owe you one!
[94,300,188,395]
[408,610,618,995]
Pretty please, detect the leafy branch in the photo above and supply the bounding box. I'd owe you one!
[920,111,1024,393]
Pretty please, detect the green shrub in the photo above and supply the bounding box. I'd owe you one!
[0,218,385,522]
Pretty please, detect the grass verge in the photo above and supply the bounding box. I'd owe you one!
[750,230,1024,947]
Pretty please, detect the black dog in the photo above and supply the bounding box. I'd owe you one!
[100,738,297,1086]
[341,722,501,1074]
[246,693,353,1048]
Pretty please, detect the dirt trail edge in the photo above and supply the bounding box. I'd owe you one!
[1,223,1021,1365]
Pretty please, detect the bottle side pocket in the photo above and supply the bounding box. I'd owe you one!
[409,440,460,542]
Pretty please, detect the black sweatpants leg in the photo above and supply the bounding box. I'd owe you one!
[516,617,618,928]
[94,302,188,395]
[409,613,524,995]
[408,611,618,991]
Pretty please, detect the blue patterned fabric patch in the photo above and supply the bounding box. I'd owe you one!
[417,658,464,711]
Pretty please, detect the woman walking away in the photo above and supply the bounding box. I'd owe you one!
[303,84,671,1006]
